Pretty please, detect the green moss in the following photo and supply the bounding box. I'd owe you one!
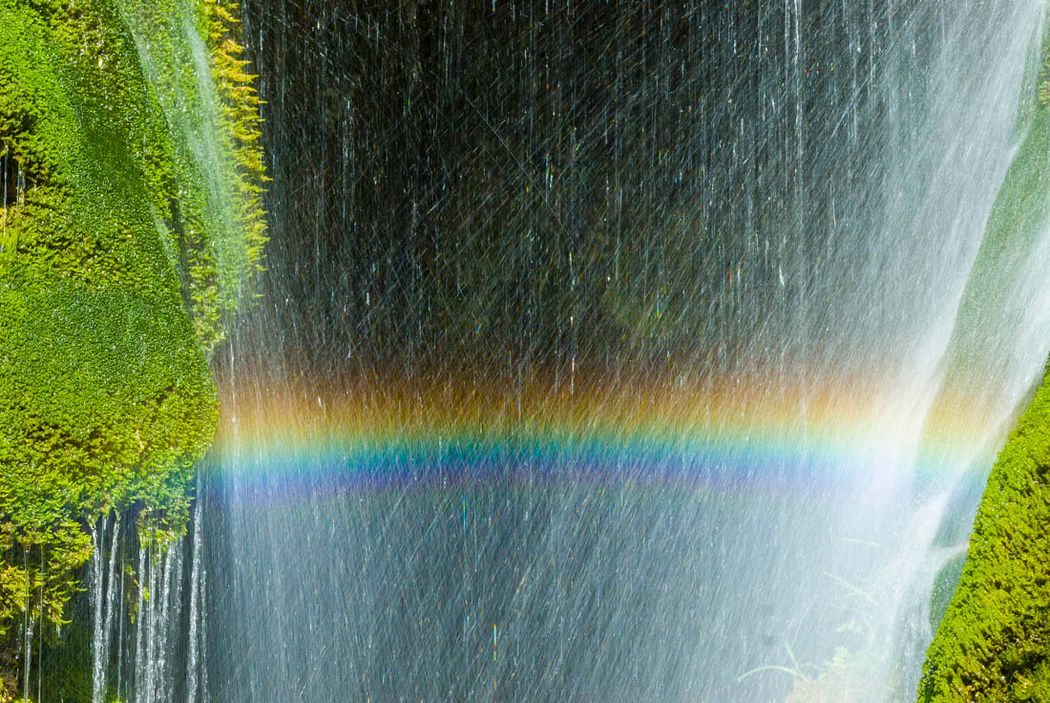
[918,363,1050,701]
[121,0,268,352]
[0,0,265,695]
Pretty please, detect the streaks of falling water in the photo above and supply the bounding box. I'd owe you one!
[21,562,32,703]
[186,483,209,703]
[87,497,208,703]
[91,514,121,703]
[209,1,1050,701]
[136,535,181,703]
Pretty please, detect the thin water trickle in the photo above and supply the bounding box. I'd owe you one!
[91,516,122,703]
[187,479,208,703]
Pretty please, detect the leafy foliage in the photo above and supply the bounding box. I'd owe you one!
[918,362,1050,701]
[120,0,269,352]
[0,0,266,696]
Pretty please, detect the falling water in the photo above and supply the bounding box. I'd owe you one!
[91,515,121,703]
[186,486,209,703]
[85,498,209,703]
[188,1,1050,701]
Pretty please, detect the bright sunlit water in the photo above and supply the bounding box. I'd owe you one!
[98,2,1050,701]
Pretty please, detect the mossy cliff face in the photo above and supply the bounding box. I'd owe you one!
[919,364,1050,701]
[918,26,1050,703]
[0,0,264,695]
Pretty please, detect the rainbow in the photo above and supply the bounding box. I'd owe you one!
[210,370,997,499]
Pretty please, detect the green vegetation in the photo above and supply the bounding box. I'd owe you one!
[120,0,268,351]
[918,363,1050,701]
[0,0,265,697]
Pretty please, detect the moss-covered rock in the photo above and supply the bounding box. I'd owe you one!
[918,362,1050,701]
[0,0,264,695]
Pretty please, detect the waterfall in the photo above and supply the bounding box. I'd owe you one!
[186,487,209,703]
[87,496,209,703]
[91,515,121,703]
[199,1,1050,700]
[209,1,1050,700]
[6,0,1024,700]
